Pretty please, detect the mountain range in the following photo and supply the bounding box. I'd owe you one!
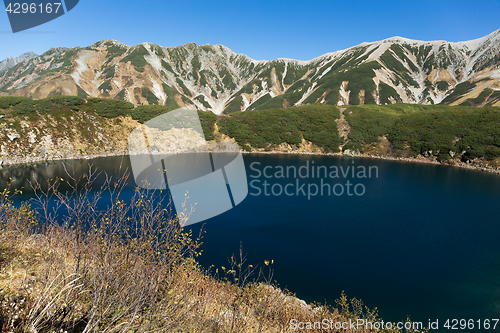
[0,52,38,73]
[1,29,499,114]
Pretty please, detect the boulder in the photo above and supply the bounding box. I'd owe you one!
[343,149,360,156]
[7,132,20,141]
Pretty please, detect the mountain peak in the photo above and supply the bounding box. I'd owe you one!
[0,51,38,73]
[94,40,130,48]
[1,30,499,113]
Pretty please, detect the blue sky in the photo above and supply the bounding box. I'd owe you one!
[1,0,499,61]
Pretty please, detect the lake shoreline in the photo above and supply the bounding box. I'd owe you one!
[1,149,499,175]
[0,150,130,168]
[242,150,500,175]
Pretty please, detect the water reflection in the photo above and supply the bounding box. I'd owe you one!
[0,156,134,193]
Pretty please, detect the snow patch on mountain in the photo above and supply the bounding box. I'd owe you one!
[337,81,350,106]
[145,53,162,74]
[92,71,102,97]
[70,51,92,84]
[241,94,250,111]
[367,43,391,63]
[113,79,122,89]
[318,61,335,80]
[282,62,288,89]
[296,82,318,105]
[150,76,166,105]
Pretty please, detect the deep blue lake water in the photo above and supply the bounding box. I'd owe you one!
[2,153,500,331]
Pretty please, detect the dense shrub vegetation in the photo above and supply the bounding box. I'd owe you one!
[343,104,500,161]
[388,106,500,161]
[0,96,32,109]
[0,96,134,119]
[0,96,87,115]
[342,104,423,150]
[197,110,217,140]
[218,104,341,152]
[84,97,134,118]
[129,105,175,123]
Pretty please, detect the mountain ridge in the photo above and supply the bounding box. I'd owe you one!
[0,51,38,73]
[1,29,499,114]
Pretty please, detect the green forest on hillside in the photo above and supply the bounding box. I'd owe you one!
[218,104,341,152]
[342,104,500,161]
[1,96,500,163]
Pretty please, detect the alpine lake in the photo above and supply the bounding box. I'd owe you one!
[2,153,500,332]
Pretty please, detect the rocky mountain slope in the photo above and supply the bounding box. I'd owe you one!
[1,30,499,114]
[0,52,38,73]
[0,97,140,166]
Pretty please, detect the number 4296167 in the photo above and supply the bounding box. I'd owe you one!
[444,319,499,330]
[5,3,62,14]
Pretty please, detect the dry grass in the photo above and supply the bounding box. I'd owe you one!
[0,165,424,333]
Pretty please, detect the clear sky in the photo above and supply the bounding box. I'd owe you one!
[1,0,499,61]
